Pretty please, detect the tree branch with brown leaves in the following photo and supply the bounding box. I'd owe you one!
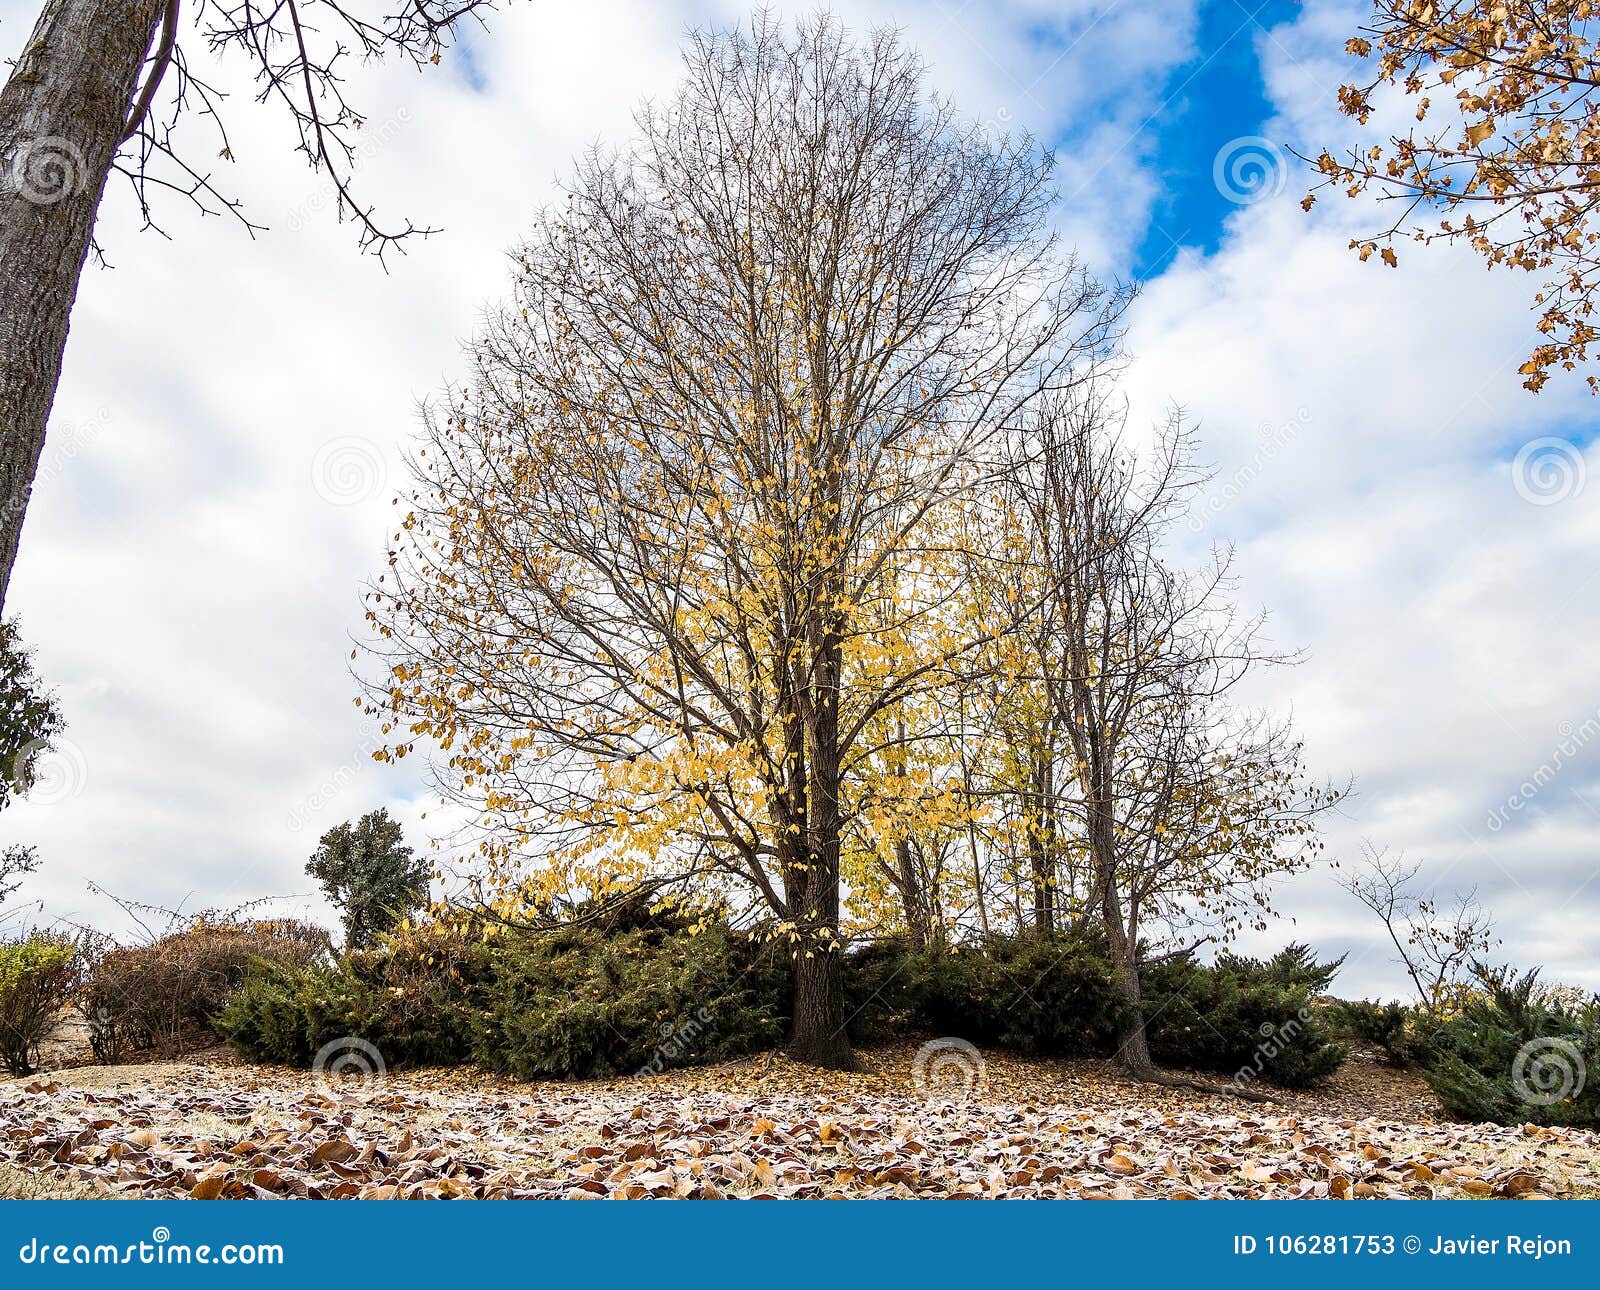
[1311,0,1600,391]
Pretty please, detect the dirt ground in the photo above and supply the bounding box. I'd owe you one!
[0,1042,1595,1199]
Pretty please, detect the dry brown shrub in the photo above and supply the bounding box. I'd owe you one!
[82,918,330,1062]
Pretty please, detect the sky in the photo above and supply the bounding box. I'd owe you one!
[0,0,1595,999]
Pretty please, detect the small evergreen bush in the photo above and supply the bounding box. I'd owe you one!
[218,921,497,1068]
[474,918,786,1079]
[845,931,1129,1059]
[1421,964,1600,1128]
[1141,945,1348,1089]
[1328,998,1420,1067]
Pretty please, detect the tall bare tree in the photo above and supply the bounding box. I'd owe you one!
[0,0,493,609]
[367,13,1123,1068]
[987,387,1338,1078]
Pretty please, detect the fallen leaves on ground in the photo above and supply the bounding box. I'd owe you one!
[0,1045,1593,1199]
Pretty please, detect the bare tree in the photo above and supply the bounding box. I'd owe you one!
[366,13,1124,1068]
[0,0,495,610]
[986,386,1339,1079]
[1338,841,1497,1010]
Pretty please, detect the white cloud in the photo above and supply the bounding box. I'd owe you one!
[1122,4,1600,997]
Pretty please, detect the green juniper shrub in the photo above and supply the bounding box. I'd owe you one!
[845,934,1341,1083]
[0,931,82,1076]
[953,932,1129,1057]
[1140,946,1348,1089]
[214,962,367,1068]
[844,931,1129,1058]
[218,921,494,1068]
[841,938,938,1043]
[343,920,496,1065]
[1421,963,1599,1129]
[1327,998,1421,1068]
[1216,942,1346,995]
[219,903,788,1080]
[473,917,787,1080]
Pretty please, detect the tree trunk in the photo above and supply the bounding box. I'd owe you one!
[785,626,856,1071]
[895,835,930,950]
[1102,895,1153,1075]
[1025,754,1057,935]
[0,0,163,609]
[784,838,854,1068]
[1088,789,1153,1075]
[787,935,853,1069]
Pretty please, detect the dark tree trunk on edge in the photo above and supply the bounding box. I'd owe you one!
[0,0,163,609]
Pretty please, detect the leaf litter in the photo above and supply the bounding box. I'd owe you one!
[0,1045,1594,1199]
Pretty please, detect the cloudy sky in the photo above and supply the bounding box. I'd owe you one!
[1,0,1594,998]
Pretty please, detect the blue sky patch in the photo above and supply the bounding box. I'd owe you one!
[1129,0,1299,278]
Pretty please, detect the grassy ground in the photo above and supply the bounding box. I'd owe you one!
[0,1164,104,1199]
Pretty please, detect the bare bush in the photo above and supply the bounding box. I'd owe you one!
[82,917,329,1062]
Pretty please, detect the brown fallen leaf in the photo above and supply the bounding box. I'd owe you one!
[312,1140,358,1165]
[189,1172,228,1200]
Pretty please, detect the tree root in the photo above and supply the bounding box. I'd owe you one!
[1119,1066,1283,1104]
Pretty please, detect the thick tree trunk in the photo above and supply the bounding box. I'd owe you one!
[0,0,163,609]
[784,836,854,1068]
[787,934,853,1069]
[785,626,856,1071]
